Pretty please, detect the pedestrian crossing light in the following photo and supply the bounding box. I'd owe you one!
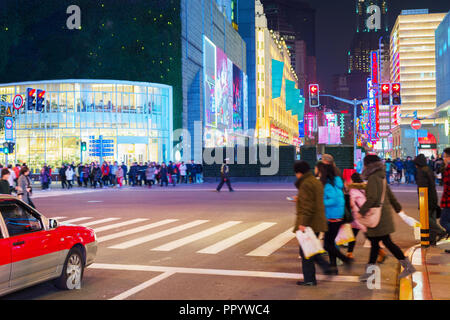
[2,142,8,154]
[309,84,319,107]
[81,141,87,151]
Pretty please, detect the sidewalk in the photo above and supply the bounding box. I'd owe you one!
[399,239,450,300]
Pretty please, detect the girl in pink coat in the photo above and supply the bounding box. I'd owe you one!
[346,173,386,262]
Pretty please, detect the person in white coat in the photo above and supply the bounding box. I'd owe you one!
[65,166,74,189]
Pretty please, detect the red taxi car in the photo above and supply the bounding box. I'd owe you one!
[0,195,97,296]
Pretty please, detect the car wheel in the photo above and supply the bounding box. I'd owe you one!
[54,247,84,290]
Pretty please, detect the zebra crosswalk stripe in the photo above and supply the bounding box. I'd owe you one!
[246,228,295,257]
[108,220,209,249]
[60,217,93,224]
[93,218,149,233]
[51,217,66,220]
[81,218,121,227]
[97,219,178,243]
[197,222,277,254]
[151,221,242,252]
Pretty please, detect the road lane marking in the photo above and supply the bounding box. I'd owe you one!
[246,228,295,257]
[51,216,66,220]
[108,220,209,249]
[97,219,178,243]
[81,218,121,227]
[88,263,360,283]
[60,217,93,224]
[197,222,277,254]
[151,221,242,251]
[109,272,175,300]
[93,218,149,233]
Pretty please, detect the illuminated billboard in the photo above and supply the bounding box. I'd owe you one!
[203,36,247,146]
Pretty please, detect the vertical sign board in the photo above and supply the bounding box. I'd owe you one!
[5,117,13,141]
[367,78,378,143]
[370,51,379,85]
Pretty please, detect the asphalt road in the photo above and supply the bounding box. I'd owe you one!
[2,182,433,300]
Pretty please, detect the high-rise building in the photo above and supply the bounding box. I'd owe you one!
[348,0,389,75]
[390,10,446,158]
[260,0,316,106]
[434,11,450,153]
[254,0,301,147]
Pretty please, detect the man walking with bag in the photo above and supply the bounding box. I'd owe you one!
[293,160,332,286]
[216,159,234,192]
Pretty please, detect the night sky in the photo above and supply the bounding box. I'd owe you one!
[297,0,450,91]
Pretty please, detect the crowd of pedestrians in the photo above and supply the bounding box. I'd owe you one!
[383,155,445,186]
[292,150,450,286]
[39,160,204,190]
[0,163,36,208]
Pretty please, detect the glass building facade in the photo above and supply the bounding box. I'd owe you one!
[0,80,173,168]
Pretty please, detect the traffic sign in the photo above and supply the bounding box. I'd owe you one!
[411,119,422,130]
[13,95,24,110]
[5,107,12,117]
[4,117,13,141]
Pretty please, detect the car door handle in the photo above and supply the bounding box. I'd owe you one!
[13,241,25,246]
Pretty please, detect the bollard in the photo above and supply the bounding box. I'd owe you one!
[419,187,430,248]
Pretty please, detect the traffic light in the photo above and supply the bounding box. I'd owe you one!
[392,83,401,105]
[380,83,390,106]
[81,141,87,151]
[26,88,36,110]
[8,142,15,154]
[36,89,45,112]
[309,84,319,107]
[2,142,8,154]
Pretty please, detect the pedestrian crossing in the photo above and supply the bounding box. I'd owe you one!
[52,216,297,257]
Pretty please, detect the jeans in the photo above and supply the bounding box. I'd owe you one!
[299,245,330,283]
[347,228,360,253]
[386,172,391,184]
[196,173,203,183]
[440,208,450,234]
[367,235,405,264]
[171,175,177,186]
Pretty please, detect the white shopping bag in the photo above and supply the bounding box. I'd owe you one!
[296,227,326,259]
[335,223,355,246]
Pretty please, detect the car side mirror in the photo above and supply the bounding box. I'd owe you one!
[49,219,58,229]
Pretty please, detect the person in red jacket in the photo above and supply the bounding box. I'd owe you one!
[440,147,450,253]
[101,161,110,188]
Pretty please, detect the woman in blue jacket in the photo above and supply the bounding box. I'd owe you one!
[316,162,352,274]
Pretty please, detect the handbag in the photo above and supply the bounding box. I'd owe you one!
[335,223,355,245]
[358,178,386,228]
[295,227,326,259]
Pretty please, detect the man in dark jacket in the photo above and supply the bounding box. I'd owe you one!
[0,168,12,194]
[216,159,233,192]
[414,154,447,245]
[405,156,416,184]
[121,162,128,185]
[59,165,67,189]
[129,162,138,186]
[293,160,332,286]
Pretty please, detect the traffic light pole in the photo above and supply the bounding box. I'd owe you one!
[319,94,368,168]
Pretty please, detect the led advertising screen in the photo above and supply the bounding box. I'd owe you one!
[203,36,246,145]
[232,64,243,131]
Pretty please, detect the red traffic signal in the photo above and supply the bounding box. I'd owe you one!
[36,89,46,112]
[309,84,319,107]
[392,83,401,105]
[392,83,400,93]
[380,83,390,106]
